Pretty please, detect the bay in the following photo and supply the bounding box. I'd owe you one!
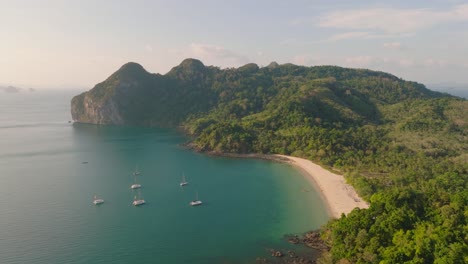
[0,90,328,263]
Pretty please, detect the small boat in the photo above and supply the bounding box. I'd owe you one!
[180,173,188,187]
[132,190,145,206]
[93,195,104,205]
[130,169,142,189]
[131,183,142,189]
[132,197,146,206]
[190,192,202,206]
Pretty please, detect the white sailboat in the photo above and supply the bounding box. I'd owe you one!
[131,168,142,189]
[190,191,202,206]
[93,195,104,205]
[133,166,141,176]
[131,183,142,189]
[180,173,188,187]
[132,190,145,206]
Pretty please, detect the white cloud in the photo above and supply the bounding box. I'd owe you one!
[145,44,153,52]
[168,43,250,68]
[319,4,468,34]
[395,58,415,67]
[328,31,372,41]
[291,54,455,70]
[188,43,249,67]
[454,3,468,19]
[279,38,300,46]
[423,58,448,67]
[327,32,408,42]
[292,54,376,68]
[292,55,310,65]
[383,57,455,68]
[344,56,374,67]
[383,42,404,50]
[290,17,315,26]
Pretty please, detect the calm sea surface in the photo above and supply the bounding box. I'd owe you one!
[0,90,328,263]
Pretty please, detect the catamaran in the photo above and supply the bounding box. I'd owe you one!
[190,191,202,206]
[180,173,188,187]
[132,190,145,206]
[93,195,104,205]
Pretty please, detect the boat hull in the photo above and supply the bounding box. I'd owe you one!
[133,200,146,206]
[93,199,104,205]
[190,200,202,206]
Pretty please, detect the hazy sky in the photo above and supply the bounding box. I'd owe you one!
[1,0,468,89]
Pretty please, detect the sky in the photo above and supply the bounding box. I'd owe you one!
[1,0,468,89]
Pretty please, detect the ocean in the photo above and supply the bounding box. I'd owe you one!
[0,90,328,263]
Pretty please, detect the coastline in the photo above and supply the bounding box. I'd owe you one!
[207,152,369,219]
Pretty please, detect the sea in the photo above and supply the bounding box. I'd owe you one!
[0,90,329,263]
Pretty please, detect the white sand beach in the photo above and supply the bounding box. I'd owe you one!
[209,152,369,219]
[274,155,369,218]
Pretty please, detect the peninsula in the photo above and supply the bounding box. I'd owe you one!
[71,59,467,263]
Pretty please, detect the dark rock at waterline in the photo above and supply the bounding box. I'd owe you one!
[270,249,284,257]
[287,235,300,244]
[288,250,297,258]
[302,231,329,251]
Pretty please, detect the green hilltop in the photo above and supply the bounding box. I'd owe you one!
[72,58,444,127]
[71,59,467,263]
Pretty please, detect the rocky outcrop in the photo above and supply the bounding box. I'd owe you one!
[71,93,124,124]
[71,62,152,125]
[71,59,216,126]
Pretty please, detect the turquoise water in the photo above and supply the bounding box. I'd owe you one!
[0,90,329,263]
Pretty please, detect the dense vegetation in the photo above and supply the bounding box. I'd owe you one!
[72,59,467,263]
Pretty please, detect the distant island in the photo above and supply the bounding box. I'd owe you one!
[0,85,35,93]
[0,85,21,93]
[71,59,467,263]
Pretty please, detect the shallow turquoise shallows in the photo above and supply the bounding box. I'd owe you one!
[0,90,329,263]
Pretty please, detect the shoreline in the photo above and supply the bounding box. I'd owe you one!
[206,152,369,219]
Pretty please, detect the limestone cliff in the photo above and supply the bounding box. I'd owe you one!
[71,62,158,125]
[71,92,124,124]
[71,59,215,126]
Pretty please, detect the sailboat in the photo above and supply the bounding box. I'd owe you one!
[131,168,142,189]
[132,190,145,206]
[180,173,188,187]
[93,195,104,205]
[133,166,141,176]
[190,191,202,206]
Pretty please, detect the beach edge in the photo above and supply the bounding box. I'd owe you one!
[204,152,369,219]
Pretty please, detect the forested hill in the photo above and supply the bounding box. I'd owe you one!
[71,59,468,263]
[71,58,443,127]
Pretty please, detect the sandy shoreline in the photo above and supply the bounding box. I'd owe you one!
[209,152,369,218]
